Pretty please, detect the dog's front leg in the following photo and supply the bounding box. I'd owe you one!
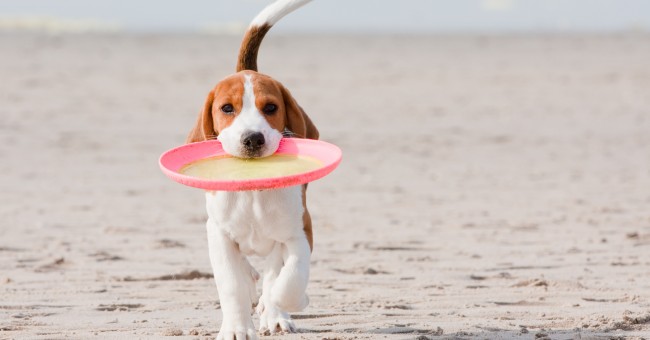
[206,219,258,340]
[257,243,295,334]
[271,235,311,312]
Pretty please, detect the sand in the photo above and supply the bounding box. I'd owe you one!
[1,32,649,339]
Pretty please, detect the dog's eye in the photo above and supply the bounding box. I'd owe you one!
[262,104,277,115]
[221,104,234,114]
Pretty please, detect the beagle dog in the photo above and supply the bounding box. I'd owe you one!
[186,1,317,339]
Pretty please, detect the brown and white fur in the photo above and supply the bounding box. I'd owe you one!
[186,1,317,339]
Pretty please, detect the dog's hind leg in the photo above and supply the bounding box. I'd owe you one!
[206,219,258,340]
[257,243,296,334]
[243,257,261,308]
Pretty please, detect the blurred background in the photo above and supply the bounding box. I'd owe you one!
[1,0,649,338]
[0,0,649,34]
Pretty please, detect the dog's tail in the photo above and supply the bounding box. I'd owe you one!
[236,0,312,72]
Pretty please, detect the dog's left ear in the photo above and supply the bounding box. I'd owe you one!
[280,85,319,140]
[186,90,217,144]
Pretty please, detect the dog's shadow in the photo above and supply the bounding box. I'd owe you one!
[294,324,632,339]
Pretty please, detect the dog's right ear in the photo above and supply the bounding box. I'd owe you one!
[186,90,217,144]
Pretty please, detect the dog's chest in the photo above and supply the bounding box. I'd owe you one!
[205,186,304,256]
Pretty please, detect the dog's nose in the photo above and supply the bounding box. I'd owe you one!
[241,131,265,151]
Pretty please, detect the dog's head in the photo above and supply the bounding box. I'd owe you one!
[187,70,318,158]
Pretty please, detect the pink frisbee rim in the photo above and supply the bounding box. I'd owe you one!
[159,138,342,191]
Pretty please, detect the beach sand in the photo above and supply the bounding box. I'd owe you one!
[1,33,649,339]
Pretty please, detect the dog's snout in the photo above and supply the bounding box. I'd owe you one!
[241,131,265,151]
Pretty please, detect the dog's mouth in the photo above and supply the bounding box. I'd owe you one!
[239,149,265,159]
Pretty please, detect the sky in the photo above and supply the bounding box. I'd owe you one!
[0,0,649,34]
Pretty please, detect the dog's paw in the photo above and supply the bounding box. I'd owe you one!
[217,319,258,340]
[258,303,295,335]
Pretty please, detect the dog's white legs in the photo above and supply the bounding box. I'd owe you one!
[271,236,311,312]
[206,219,259,340]
[256,243,296,335]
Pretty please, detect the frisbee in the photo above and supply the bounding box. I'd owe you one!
[159,138,342,191]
